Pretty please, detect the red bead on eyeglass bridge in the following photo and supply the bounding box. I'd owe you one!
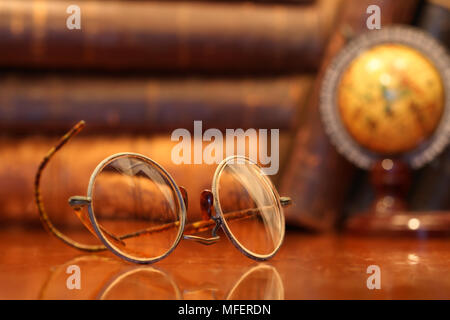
[200,190,214,221]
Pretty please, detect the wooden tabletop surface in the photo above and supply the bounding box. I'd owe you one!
[0,226,449,300]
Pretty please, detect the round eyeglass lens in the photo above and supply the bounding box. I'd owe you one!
[214,157,284,258]
[91,154,183,262]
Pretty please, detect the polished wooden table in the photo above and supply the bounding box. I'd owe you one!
[0,226,449,299]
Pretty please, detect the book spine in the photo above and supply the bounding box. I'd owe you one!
[0,0,337,73]
[410,149,450,211]
[0,74,312,134]
[417,1,450,51]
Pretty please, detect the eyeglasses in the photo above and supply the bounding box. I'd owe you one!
[35,121,291,264]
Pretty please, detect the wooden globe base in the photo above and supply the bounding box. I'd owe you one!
[345,159,450,236]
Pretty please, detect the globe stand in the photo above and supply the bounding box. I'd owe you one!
[346,159,450,236]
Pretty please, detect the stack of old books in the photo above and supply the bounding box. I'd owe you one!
[0,0,340,227]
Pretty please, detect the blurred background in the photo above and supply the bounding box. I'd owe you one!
[0,0,448,235]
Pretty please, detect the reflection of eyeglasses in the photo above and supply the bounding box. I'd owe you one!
[97,263,283,300]
[39,255,284,300]
[35,121,291,264]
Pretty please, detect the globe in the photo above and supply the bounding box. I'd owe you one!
[337,43,445,155]
[320,27,450,235]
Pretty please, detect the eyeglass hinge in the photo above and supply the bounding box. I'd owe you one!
[280,197,292,207]
[68,196,92,209]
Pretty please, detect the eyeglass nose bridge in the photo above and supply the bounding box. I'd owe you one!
[182,218,221,245]
[182,189,221,245]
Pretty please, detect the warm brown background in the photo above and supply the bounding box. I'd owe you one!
[0,0,448,229]
[0,0,449,300]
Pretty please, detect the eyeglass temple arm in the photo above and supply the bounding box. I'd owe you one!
[35,120,106,252]
[68,189,222,246]
[184,191,291,245]
[69,191,291,246]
